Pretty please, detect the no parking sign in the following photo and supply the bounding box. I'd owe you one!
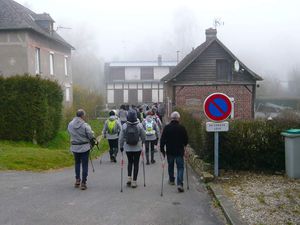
[203,93,232,122]
[203,93,232,177]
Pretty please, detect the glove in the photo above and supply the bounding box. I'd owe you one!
[120,147,124,153]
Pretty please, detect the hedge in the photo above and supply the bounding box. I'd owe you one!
[177,108,300,171]
[0,75,63,144]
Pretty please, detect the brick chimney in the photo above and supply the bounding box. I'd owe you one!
[205,28,217,41]
[157,55,162,66]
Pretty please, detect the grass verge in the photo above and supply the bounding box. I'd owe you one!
[0,119,109,171]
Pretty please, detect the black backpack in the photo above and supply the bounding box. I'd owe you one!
[126,123,139,145]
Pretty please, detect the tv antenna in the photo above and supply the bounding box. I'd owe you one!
[213,18,224,29]
[55,26,72,31]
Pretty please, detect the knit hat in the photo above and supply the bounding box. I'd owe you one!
[127,109,137,122]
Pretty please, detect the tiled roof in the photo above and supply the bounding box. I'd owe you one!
[161,38,263,82]
[0,0,74,50]
[109,61,177,67]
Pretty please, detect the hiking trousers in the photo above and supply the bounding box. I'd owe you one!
[126,151,141,181]
[108,138,118,158]
[145,140,155,162]
[73,150,90,182]
[167,155,184,186]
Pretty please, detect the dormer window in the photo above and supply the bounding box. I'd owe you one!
[34,13,54,34]
[216,59,232,81]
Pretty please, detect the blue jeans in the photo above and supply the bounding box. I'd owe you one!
[73,151,90,183]
[167,155,184,186]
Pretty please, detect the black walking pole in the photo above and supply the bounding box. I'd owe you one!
[185,148,189,190]
[120,152,123,192]
[141,148,146,187]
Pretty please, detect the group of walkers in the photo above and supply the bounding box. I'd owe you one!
[67,103,188,193]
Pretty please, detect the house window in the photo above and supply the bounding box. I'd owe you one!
[65,87,70,102]
[159,89,164,102]
[64,56,68,76]
[125,67,141,80]
[216,60,232,81]
[35,48,41,74]
[138,90,143,103]
[49,52,54,75]
[124,90,128,103]
[152,89,158,103]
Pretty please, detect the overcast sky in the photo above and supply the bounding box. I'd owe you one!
[17,0,300,80]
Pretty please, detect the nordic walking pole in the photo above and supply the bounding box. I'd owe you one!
[141,148,146,187]
[120,152,124,192]
[89,150,95,173]
[185,147,189,190]
[95,135,102,165]
[159,151,165,197]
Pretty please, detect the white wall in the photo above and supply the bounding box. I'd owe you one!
[125,67,140,80]
[107,90,114,103]
[153,67,169,80]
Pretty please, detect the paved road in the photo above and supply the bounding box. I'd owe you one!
[0,152,225,225]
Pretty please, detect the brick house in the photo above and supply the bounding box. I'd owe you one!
[161,28,263,119]
[105,56,177,107]
[0,0,74,104]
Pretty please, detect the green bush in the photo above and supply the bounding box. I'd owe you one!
[0,75,63,144]
[176,108,205,158]
[177,108,300,171]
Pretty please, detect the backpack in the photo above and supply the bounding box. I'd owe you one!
[107,120,117,134]
[126,123,139,145]
[145,120,155,136]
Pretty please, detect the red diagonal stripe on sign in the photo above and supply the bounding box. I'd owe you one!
[211,99,226,116]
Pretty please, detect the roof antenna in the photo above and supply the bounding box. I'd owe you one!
[213,18,224,29]
[55,26,72,31]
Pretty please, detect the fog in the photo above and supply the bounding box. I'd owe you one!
[17,0,300,91]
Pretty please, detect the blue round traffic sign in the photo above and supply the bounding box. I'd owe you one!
[203,93,232,121]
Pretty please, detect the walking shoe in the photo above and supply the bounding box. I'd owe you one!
[146,161,150,165]
[151,159,156,164]
[177,185,184,193]
[168,180,175,185]
[80,182,87,190]
[126,177,132,186]
[131,180,137,188]
[111,156,116,163]
[74,179,81,188]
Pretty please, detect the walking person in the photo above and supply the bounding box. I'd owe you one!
[119,109,146,188]
[68,109,96,190]
[118,105,128,125]
[102,110,122,163]
[142,111,160,165]
[160,111,188,193]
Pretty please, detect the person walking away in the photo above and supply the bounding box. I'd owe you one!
[119,109,146,188]
[158,102,165,124]
[160,111,188,193]
[118,105,128,125]
[137,107,145,123]
[142,111,160,164]
[102,110,122,163]
[68,109,96,190]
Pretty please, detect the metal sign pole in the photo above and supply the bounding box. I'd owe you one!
[214,131,219,177]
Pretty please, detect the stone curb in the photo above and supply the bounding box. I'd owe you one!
[207,183,247,225]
